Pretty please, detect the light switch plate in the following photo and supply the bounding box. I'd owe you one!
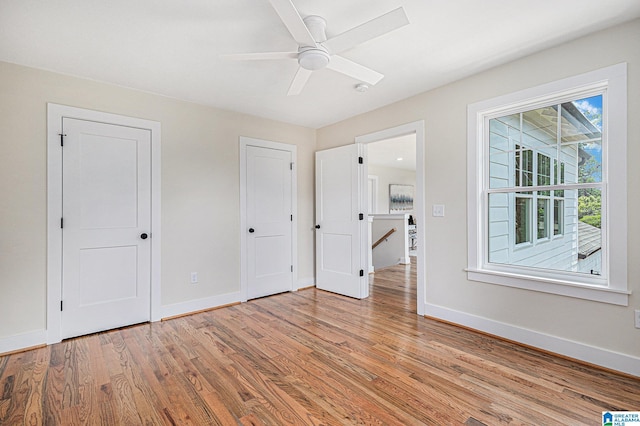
[432,204,445,217]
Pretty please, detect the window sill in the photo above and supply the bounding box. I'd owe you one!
[466,268,630,306]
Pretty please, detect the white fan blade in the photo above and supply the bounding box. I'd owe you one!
[327,55,383,86]
[287,67,313,96]
[268,0,317,47]
[322,7,409,54]
[221,52,298,61]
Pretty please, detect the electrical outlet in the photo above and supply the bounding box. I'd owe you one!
[635,309,640,329]
[190,272,198,284]
[432,204,445,217]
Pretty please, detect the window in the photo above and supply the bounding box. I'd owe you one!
[553,199,563,236]
[515,197,531,244]
[537,198,549,240]
[467,63,628,305]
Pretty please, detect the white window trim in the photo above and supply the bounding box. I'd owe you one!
[467,63,628,306]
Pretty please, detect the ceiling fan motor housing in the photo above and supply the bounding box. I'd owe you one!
[303,15,327,43]
[298,15,329,70]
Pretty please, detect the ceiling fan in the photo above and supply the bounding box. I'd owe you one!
[222,0,410,96]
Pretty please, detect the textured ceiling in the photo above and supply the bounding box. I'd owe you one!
[1,0,639,128]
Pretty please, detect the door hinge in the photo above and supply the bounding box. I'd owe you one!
[291,214,293,221]
[359,269,364,277]
[60,218,64,229]
[291,265,293,272]
[60,300,63,311]
[359,213,364,220]
[358,156,363,164]
[59,133,66,147]
[290,162,293,170]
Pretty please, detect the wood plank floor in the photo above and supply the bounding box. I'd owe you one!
[1,261,639,425]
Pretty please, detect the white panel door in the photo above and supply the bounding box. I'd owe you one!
[315,144,368,299]
[246,145,293,299]
[61,118,151,339]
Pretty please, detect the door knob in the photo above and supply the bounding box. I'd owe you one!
[140,233,148,240]
[315,225,320,229]
[249,228,255,233]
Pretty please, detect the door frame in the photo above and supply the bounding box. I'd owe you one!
[239,136,297,302]
[355,120,426,315]
[368,175,379,214]
[46,104,162,344]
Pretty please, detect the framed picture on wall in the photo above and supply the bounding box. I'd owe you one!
[389,184,414,213]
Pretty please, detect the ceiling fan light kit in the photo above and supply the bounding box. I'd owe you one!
[223,0,409,96]
[298,47,330,70]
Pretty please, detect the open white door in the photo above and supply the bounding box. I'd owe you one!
[315,144,368,299]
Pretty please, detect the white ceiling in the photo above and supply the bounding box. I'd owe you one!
[1,0,638,129]
[368,135,416,171]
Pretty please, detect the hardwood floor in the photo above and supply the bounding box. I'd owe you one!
[1,262,639,425]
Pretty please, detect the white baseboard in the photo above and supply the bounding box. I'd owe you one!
[425,303,640,377]
[160,291,242,319]
[0,330,47,355]
[1,294,244,354]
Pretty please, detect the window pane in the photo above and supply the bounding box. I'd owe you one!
[515,145,520,186]
[538,153,551,196]
[515,197,531,244]
[578,141,602,184]
[562,95,603,184]
[486,189,600,275]
[487,193,509,264]
[554,199,564,235]
[489,148,510,189]
[578,187,601,228]
[561,96,602,143]
[489,117,517,189]
[522,105,558,149]
[537,198,549,239]
[496,113,521,131]
[522,149,533,186]
[559,143,579,185]
[515,145,533,194]
[577,188,602,275]
[554,160,565,197]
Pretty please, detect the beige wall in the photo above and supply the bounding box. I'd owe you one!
[317,19,640,359]
[0,61,316,339]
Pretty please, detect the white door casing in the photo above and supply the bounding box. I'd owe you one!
[368,175,379,214]
[47,104,161,344]
[240,137,297,301]
[61,118,151,339]
[315,144,368,299]
[355,121,425,315]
